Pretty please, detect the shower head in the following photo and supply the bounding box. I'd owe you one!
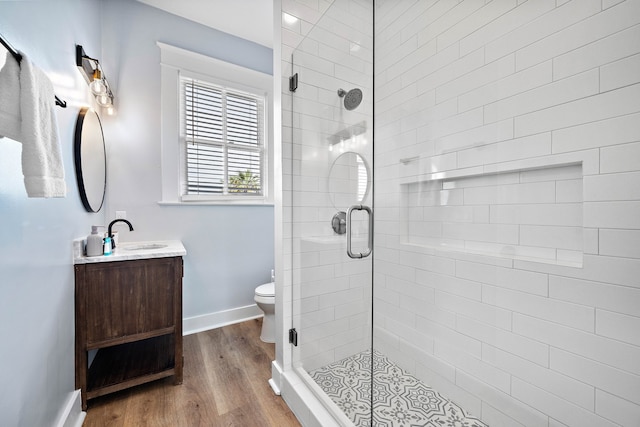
[337,88,363,111]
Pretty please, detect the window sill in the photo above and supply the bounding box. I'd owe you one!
[157,200,274,207]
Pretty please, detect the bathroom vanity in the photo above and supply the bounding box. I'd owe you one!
[74,240,186,410]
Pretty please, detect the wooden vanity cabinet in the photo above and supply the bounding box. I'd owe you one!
[75,256,183,410]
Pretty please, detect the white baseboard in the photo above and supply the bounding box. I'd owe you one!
[183,304,263,335]
[269,378,281,395]
[269,360,284,395]
[54,390,85,427]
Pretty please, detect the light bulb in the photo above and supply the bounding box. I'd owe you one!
[89,69,106,95]
[90,79,106,95]
[96,94,111,106]
[106,106,115,115]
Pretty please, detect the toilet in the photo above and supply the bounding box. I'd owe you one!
[254,282,275,343]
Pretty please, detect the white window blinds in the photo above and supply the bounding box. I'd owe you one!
[182,77,264,197]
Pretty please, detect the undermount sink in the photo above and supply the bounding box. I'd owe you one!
[122,243,168,251]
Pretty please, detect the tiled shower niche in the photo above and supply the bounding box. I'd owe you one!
[401,162,584,267]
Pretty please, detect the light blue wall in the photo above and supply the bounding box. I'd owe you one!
[0,1,103,426]
[100,0,275,318]
[0,0,274,425]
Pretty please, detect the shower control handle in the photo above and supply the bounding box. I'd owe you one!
[346,204,373,259]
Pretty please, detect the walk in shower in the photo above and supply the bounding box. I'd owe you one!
[284,1,640,426]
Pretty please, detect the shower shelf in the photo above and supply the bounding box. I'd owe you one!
[397,148,596,185]
[399,154,591,269]
[398,241,582,269]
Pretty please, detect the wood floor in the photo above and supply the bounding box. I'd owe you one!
[83,319,301,427]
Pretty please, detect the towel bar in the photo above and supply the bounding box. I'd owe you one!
[0,33,67,108]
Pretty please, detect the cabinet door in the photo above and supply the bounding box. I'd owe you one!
[82,257,178,345]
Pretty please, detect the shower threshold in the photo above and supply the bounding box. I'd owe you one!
[310,350,489,427]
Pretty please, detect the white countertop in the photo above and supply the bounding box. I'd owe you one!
[74,240,186,264]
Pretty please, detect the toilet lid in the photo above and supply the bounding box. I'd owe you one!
[255,282,275,297]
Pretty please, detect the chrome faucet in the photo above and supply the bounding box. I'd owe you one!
[107,219,134,250]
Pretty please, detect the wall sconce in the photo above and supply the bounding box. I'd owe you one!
[75,45,115,115]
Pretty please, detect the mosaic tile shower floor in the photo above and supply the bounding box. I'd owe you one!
[310,350,489,427]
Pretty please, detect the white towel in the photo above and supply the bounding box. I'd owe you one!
[0,51,22,141]
[18,52,66,198]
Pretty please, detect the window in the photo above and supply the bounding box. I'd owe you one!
[159,42,273,204]
[182,78,265,197]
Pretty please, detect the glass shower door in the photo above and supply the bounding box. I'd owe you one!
[288,0,374,424]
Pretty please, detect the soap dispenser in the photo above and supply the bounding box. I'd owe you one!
[103,236,113,256]
[86,226,104,257]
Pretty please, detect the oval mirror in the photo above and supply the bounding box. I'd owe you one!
[73,107,106,213]
[328,152,370,210]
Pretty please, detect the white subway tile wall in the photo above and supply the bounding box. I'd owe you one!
[373,0,640,425]
[283,0,640,425]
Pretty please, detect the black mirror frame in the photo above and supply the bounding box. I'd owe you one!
[73,107,106,213]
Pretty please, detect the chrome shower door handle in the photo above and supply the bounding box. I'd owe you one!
[346,204,373,259]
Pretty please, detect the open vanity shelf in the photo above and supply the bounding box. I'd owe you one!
[74,241,185,409]
[86,335,176,399]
